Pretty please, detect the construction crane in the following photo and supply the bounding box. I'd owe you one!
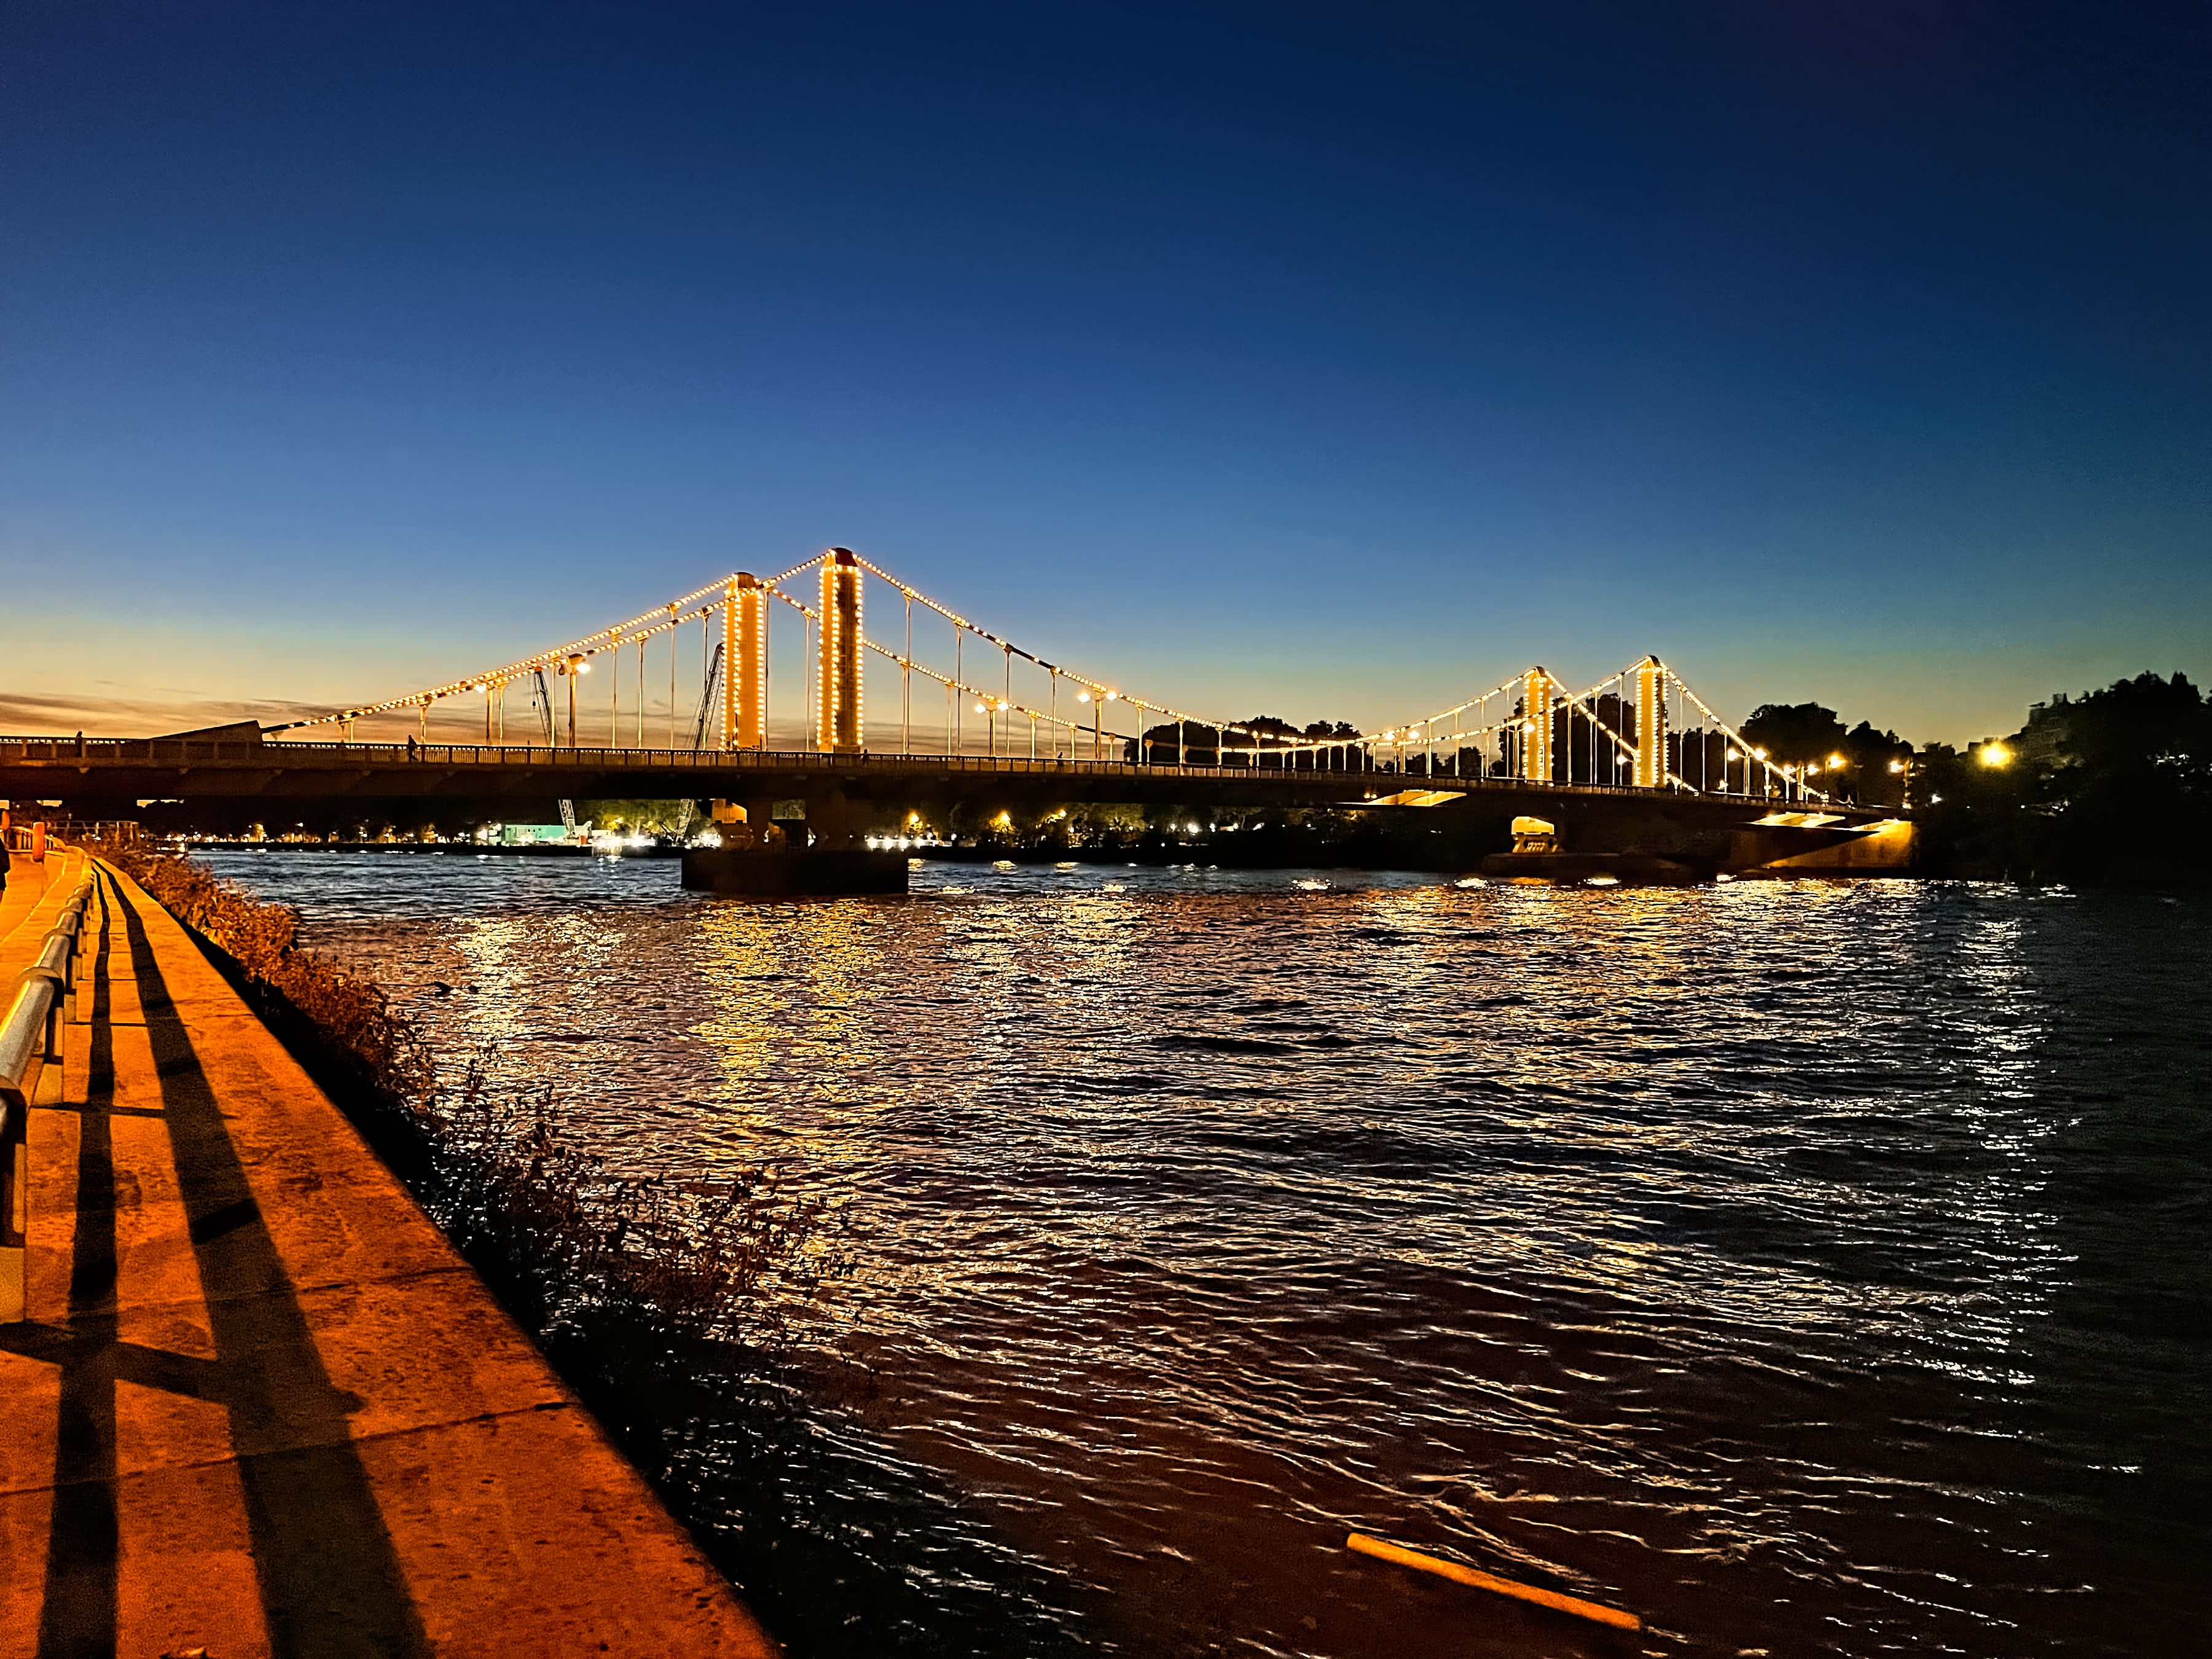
[531,667,581,839]
[672,642,725,842]
[691,642,724,753]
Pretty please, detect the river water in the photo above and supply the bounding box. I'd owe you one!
[199,852,2208,1658]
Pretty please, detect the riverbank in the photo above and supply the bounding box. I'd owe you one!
[0,849,777,1655]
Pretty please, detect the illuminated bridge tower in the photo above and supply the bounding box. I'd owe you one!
[726,574,769,750]
[1521,667,1554,782]
[817,547,863,753]
[1634,656,1666,788]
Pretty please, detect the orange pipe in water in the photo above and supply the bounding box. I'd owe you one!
[1345,1532,1642,1633]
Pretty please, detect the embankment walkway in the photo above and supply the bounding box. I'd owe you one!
[0,850,777,1657]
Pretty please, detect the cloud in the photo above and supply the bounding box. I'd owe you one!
[0,691,332,737]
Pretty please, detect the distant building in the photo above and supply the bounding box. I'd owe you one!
[2014,692,2079,767]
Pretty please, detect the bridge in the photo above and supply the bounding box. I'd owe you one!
[1,547,1906,877]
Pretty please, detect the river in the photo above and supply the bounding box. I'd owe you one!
[198,851,2208,1657]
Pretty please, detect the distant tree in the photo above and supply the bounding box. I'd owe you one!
[1740,702,1851,766]
[576,798,697,834]
[1916,670,2212,887]
[1132,715,1362,768]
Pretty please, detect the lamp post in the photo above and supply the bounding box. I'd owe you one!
[560,654,591,748]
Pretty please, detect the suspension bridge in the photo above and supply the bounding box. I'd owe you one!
[1,548,1908,882]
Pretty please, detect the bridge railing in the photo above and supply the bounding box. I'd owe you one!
[1,734,1810,802]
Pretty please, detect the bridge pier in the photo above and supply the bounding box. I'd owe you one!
[681,785,906,895]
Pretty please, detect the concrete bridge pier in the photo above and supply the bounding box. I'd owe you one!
[681,785,907,896]
[1472,794,1916,882]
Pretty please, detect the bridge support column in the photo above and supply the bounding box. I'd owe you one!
[1521,669,1554,782]
[1634,657,1666,788]
[817,548,863,753]
[730,575,768,750]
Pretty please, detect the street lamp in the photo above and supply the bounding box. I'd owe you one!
[1979,742,2012,768]
[559,655,592,748]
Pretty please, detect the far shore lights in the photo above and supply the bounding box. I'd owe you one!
[1979,743,2012,767]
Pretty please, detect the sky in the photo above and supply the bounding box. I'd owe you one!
[3,0,2208,745]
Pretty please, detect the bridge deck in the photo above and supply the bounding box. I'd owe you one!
[0,850,775,1657]
[0,734,1885,822]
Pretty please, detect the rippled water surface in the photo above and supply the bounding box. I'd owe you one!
[202,852,2210,1657]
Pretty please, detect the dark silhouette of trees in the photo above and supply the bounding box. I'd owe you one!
[1131,716,1367,769]
[1919,671,2212,887]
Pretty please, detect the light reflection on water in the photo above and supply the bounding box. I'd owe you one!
[205,852,2210,1657]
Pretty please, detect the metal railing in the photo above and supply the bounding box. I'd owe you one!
[0,733,1832,805]
[1,869,97,1322]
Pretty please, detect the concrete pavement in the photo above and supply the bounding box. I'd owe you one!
[0,852,778,1657]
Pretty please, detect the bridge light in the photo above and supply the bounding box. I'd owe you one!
[1979,742,2012,768]
[1751,746,1768,759]
[1104,691,1119,702]
[1829,753,1846,768]
[1888,759,1906,774]
[1077,691,1092,703]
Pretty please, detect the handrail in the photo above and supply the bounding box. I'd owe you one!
[2,872,97,1322]
[0,734,1841,799]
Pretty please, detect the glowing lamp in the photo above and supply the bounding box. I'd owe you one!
[1979,743,2012,768]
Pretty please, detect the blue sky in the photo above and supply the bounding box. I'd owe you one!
[3,0,2207,743]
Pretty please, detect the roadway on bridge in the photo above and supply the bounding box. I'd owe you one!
[0,849,775,1657]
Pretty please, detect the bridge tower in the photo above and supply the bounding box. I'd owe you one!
[729,574,769,750]
[817,548,863,753]
[1634,656,1666,788]
[1521,668,1554,782]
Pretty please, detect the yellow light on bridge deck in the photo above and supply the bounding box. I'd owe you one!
[1979,743,2012,767]
[1888,759,1907,774]
[1829,752,1846,767]
[1077,691,1092,703]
